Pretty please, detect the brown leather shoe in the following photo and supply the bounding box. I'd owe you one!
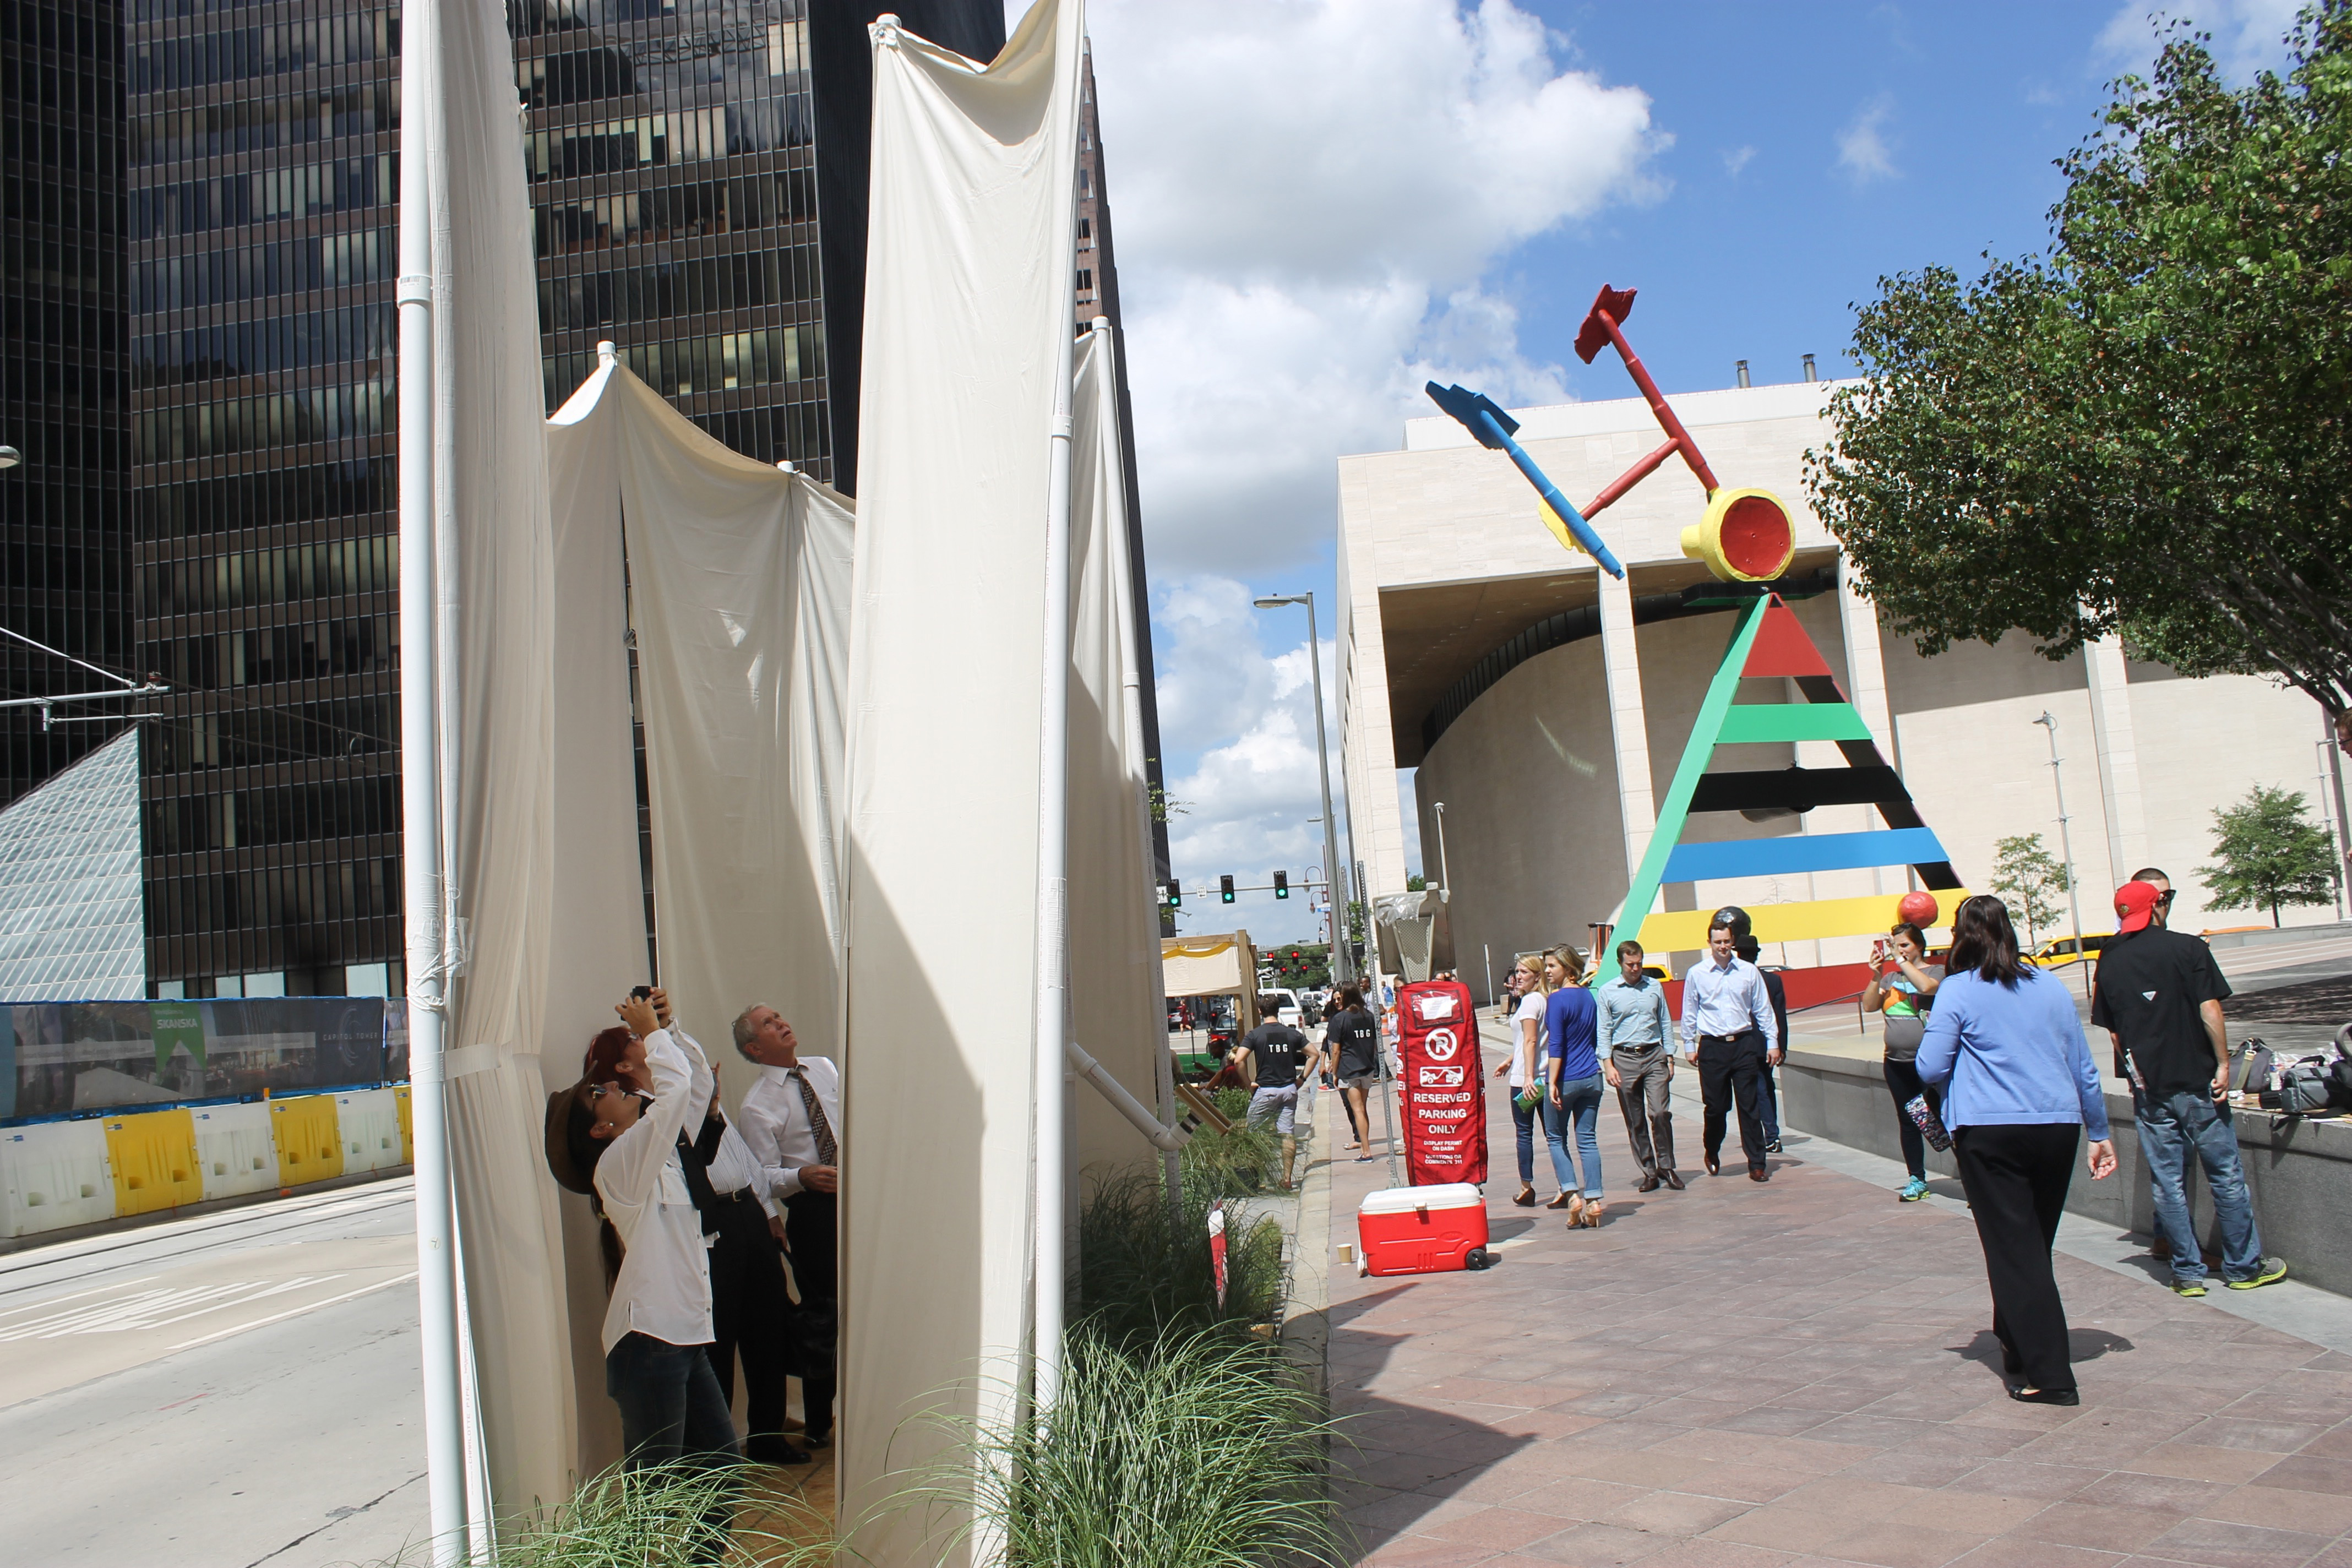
[1749,1167,1770,1183]
[1636,1174,1660,1193]
[1660,1169,1685,1191]
[1703,1155,1721,1177]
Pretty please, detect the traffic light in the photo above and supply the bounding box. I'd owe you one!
[1219,874,1236,904]
[1273,869,1289,900]
[1165,879,1182,908]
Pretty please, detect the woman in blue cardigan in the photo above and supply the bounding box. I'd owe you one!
[1918,895,2117,1405]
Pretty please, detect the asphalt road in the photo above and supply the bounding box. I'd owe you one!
[0,1180,432,1568]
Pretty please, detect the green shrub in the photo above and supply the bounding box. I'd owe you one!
[940,1327,1348,1568]
[1076,1166,1284,1347]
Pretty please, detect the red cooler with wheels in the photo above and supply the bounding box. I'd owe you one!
[1357,1182,1488,1276]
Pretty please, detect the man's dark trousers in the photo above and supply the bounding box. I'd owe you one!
[1696,1031,1767,1173]
[704,1190,796,1461]
[783,1188,837,1436]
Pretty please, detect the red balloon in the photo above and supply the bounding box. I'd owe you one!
[1897,891,1940,927]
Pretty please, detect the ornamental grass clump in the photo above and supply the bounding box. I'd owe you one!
[1075,1166,1285,1346]
[946,1327,1348,1568]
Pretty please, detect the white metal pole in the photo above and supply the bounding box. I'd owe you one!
[1031,294,1080,1417]
[1433,801,1451,894]
[395,0,468,1558]
[1300,594,1348,987]
[2036,713,2088,994]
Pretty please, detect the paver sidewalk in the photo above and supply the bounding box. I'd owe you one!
[1320,1017,2352,1568]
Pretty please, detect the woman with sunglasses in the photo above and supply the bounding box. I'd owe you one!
[1917,896,2116,1406]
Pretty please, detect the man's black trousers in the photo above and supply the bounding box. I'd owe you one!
[1953,1122,2081,1395]
[784,1188,837,1435]
[704,1193,796,1461]
[1695,1031,1767,1173]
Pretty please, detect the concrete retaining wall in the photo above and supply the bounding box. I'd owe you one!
[1783,1044,2352,1297]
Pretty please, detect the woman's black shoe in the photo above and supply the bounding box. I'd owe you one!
[2007,1385,2079,1406]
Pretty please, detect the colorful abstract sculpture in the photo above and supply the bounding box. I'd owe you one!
[1600,590,1968,959]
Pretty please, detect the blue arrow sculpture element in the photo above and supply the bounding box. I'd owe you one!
[1425,382,1626,579]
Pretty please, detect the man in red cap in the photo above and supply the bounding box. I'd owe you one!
[2090,872,2286,1296]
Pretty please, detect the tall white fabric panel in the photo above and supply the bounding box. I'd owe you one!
[1068,324,1164,1176]
[542,358,651,1479]
[428,0,575,1517]
[840,1,1081,1555]
[609,368,853,1068]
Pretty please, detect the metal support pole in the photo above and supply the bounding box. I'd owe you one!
[1433,801,1451,895]
[396,0,468,1554]
[2320,739,2346,922]
[1031,313,1079,1417]
[2035,712,2088,995]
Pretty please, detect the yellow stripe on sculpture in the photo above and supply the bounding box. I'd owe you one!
[1633,889,1968,954]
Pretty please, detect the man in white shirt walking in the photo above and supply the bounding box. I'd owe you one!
[1678,913,1781,1183]
[564,990,741,1483]
[734,1005,840,1449]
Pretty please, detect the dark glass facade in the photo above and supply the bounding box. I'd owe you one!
[112,0,1155,995]
[2,0,133,812]
[127,0,401,996]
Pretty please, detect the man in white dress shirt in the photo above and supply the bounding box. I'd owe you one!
[1677,914,1781,1183]
[565,990,740,1484]
[733,1004,839,1448]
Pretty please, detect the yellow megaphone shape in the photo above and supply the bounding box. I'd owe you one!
[1680,487,1796,582]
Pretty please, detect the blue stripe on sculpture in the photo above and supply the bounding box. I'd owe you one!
[1660,827,1950,884]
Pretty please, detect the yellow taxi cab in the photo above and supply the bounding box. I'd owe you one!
[2027,932,2114,971]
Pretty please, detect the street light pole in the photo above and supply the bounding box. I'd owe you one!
[1432,800,1451,894]
[1255,591,1349,984]
[2033,712,2089,993]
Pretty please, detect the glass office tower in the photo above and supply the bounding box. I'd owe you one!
[2,0,133,812]
[123,0,1010,998]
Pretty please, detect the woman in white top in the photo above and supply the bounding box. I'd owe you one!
[1495,954,1552,1206]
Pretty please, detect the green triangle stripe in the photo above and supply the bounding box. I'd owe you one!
[1600,596,1768,967]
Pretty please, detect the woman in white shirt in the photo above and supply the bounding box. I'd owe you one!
[564,990,742,1480]
[1495,955,1552,1206]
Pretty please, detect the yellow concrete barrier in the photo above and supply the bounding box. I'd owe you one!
[268,1095,345,1185]
[102,1108,204,1217]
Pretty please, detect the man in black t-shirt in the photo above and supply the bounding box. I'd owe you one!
[2091,873,2284,1295]
[1237,995,1316,1190]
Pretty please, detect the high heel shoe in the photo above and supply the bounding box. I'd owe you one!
[1545,1190,1573,1210]
[1513,1182,1537,1207]
[1565,1193,1586,1227]
[1581,1197,1604,1228]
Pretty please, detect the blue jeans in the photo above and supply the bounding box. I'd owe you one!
[2138,1091,2264,1283]
[606,1331,743,1471]
[1544,1074,1605,1197]
[1510,1087,1542,1184]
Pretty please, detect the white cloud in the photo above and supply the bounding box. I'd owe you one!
[1152,575,1345,944]
[1836,95,1900,184]
[1088,0,1666,578]
[2094,0,2304,80]
[1722,144,1757,178]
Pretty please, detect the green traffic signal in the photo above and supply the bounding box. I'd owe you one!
[1219,874,1235,904]
[1274,869,1289,900]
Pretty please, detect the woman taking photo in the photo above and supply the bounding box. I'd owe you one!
[1864,921,1943,1202]
[1496,955,1553,1206]
[1918,896,2115,1406]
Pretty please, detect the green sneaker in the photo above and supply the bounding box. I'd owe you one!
[2171,1280,2207,1298]
[2226,1259,2289,1291]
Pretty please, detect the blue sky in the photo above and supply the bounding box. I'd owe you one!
[1084,0,2306,947]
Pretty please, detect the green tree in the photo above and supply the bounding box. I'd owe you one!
[1990,833,2071,948]
[1406,873,1427,892]
[2199,784,2340,925]
[1805,4,2352,725]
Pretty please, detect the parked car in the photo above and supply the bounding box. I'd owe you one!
[1260,987,1305,1028]
[2027,932,2114,970]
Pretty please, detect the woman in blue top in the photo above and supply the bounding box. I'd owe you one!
[1918,896,2116,1406]
[1543,946,1607,1227]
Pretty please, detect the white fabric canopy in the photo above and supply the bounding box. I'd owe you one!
[839,1,1085,1555]
[426,0,574,1520]
[540,357,856,1479]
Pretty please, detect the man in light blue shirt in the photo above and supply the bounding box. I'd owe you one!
[1597,939,1681,1191]
[1678,913,1779,1181]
